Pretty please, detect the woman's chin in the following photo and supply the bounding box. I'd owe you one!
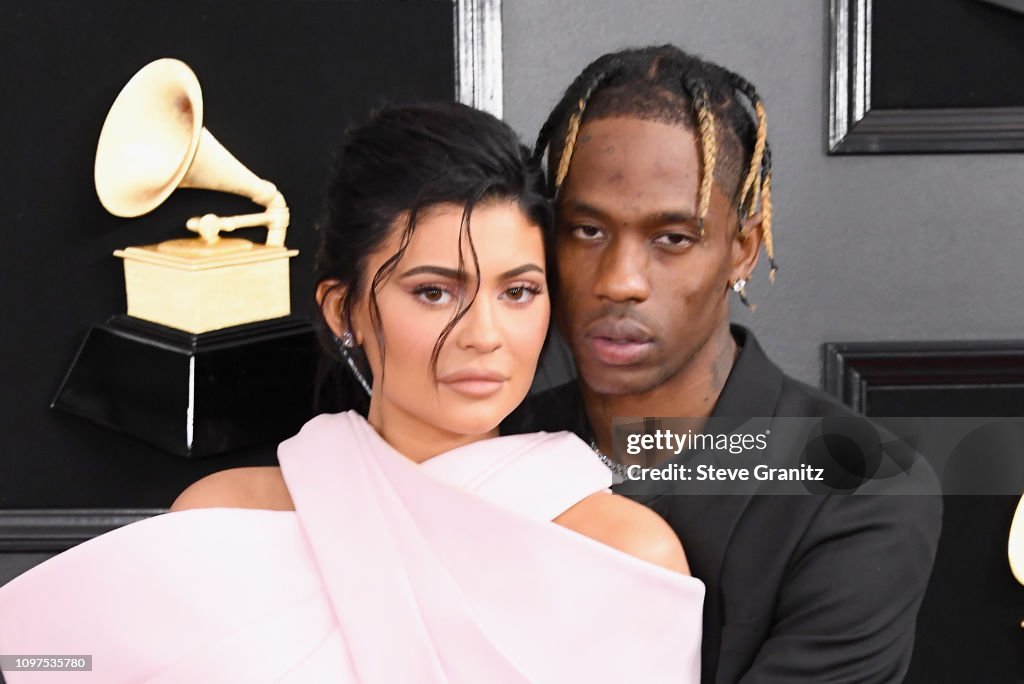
[435,399,520,437]
[439,412,504,438]
[432,386,528,436]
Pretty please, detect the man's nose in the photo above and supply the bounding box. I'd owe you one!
[592,238,650,303]
[453,295,503,353]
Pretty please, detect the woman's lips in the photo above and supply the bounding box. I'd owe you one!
[438,369,507,398]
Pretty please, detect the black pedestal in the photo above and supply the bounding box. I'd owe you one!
[52,315,319,458]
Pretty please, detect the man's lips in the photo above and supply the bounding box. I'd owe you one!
[437,369,508,398]
[582,319,655,366]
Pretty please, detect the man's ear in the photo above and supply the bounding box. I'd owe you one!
[731,211,763,282]
[316,279,352,341]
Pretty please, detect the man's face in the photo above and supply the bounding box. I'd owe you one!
[555,116,741,396]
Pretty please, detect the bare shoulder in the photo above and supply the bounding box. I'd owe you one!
[553,492,690,575]
[168,466,294,512]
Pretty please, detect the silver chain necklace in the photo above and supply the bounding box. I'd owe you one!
[589,440,629,481]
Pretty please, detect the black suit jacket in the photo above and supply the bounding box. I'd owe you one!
[503,326,942,684]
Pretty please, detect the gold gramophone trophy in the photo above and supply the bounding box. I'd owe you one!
[52,59,317,458]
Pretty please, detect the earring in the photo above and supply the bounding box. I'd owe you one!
[731,277,755,310]
[333,331,372,397]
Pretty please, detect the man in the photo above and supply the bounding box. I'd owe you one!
[505,45,942,683]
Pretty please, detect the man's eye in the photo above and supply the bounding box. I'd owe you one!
[412,286,454,305]
[654,233,696,247]
[571,225,605,241]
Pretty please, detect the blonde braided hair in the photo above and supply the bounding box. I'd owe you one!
[554,97,586,192]
[692,87,717,237]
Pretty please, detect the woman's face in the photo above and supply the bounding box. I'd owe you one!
[322,200,549,440]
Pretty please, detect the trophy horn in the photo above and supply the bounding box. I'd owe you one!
[94,58,289,247]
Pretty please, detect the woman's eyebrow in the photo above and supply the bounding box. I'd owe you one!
[499,264,544,279]
[399,265,463,279]
[398,264,544,279]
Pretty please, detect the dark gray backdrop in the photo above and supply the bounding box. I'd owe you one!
[504,0,1024,386]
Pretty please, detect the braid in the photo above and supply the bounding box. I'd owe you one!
[747,101,768,215]
[552,65,618,193]
[760,143,777,282]
[683,77,717,237]
[726,68,777,281]
[724,71,762,209]
[532,114,559,164]
[738,101,767,217]
[554,98,586,191]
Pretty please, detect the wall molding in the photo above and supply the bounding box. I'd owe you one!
[0,510,164,552]
[454,0,503,117]
[823,339,1024,413]
[828,0,1024,153]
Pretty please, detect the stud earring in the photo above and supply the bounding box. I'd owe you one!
[731,277,755,310]
[340,330,356,349]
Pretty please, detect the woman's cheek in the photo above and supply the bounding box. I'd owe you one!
[377,298,442,376]
[513,300,551,361]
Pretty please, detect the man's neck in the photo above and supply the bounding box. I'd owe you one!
[582,325,738,457]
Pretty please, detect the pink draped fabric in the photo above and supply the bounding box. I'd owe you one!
[0,412,703,682]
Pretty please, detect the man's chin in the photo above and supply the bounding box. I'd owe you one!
[578,364,663,397]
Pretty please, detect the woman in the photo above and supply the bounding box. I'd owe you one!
[0,103,703,683]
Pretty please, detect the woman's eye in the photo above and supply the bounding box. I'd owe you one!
[570,225,605,241]
[500,284,542,304]
[654,232,696,248]
[413,286,454,306]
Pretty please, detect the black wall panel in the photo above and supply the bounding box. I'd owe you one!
[0,0,455,508]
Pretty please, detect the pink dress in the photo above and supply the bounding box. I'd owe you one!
[0,412,704,682]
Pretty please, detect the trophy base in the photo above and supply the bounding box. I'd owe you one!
[51,315,319,458]
[113,242,299,334]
